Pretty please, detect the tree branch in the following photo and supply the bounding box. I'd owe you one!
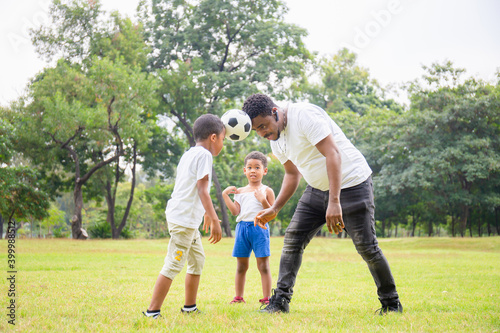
[162,95,195,146]
[79,96,125,185]
[46,127,84,179]
[107,96,116,130]
[219,21,233,72]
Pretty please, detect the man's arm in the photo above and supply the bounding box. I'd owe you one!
[264,186,276,208]
[254,160,301,228]
[315,134,344,234]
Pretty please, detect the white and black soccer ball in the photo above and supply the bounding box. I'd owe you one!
[221,109,252,141]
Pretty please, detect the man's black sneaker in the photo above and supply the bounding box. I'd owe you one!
[259,289,289,313]
[375,300,403,315]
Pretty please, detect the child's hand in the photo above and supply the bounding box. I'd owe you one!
[254,188,265,202]
[203,214,210,234]
[208,219,222,244]
[223,186,238,196]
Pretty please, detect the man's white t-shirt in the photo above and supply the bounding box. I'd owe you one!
[165,146,213,228]
[271,102,372,191]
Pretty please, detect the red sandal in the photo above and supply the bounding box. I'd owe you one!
[259,297,270,305]
[230,296,245,304]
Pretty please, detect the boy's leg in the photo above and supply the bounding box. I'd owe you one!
[185,273,201,306]
[185,229,205,308]
[250,221,271,299]
[256,257,271,299]
[148,274,173,311]
[232,222,252,301]
[148,223,197,314]
[235,257,250,297]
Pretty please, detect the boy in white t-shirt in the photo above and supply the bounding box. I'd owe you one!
[143,114,225,318]
[222,151,275,305]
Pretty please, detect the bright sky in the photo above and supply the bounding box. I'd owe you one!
[1,0,499,106]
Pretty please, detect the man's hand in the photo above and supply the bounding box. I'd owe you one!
[326,202,344,235]
[208,219,222,244]
[254,207,278,230]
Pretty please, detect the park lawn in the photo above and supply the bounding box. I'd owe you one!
[1,236,499,332]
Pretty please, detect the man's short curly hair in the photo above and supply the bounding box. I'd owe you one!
[242,94,278,120]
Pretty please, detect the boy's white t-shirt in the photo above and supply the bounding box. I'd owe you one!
[165,146,213,229]
[234,186,268,222]
[270,102,372,191]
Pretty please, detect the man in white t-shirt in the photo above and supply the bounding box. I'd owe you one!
[242,94,402,315]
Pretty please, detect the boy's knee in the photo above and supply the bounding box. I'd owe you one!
[187,253,205,276]
[160,262,182,280]
[236,261,249,274]
[257,260,270,275]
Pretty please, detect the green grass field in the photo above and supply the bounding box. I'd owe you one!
[2,236,499,332]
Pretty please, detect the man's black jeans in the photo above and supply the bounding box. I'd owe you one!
[275,177,399,304]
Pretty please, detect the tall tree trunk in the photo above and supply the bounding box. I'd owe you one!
[478,209,482,237]
[108,145,121,239]
[468,208,473,237]
[71,181,87,239]
[105,178,116,238]
[451,214,456,237]
[411,213,417,237]
[212,167,232,237]
[496,207,500,235]
[113,141,138,239]
[459,205,469,237]
[486,210,491,236]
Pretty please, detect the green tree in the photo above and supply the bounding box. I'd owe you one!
[139,0,311,236]
[0,117,50,238]
[378,62,500,236]
[12,0,159,239]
